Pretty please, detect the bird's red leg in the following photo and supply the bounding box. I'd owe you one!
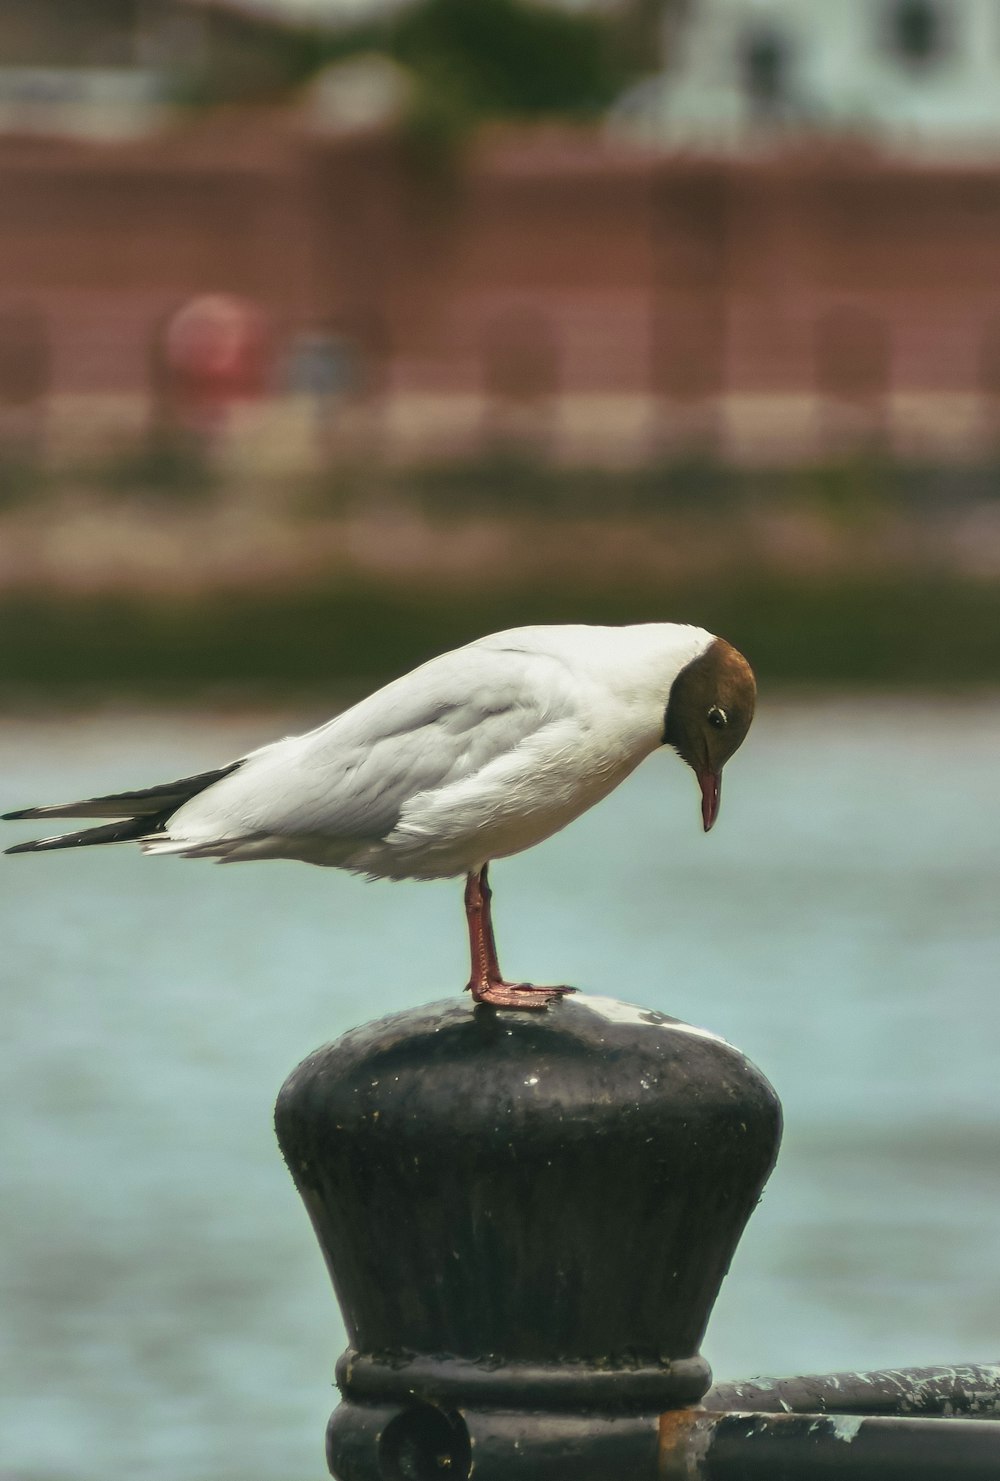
[464,864,575,1011]
[464,867,497,995]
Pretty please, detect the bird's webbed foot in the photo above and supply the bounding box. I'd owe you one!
[466,978,576,1012]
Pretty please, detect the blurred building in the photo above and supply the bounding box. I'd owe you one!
[615,0,1000,156]
[1,0,1000,466]
[0,0,320,138]
[0,0,169,139]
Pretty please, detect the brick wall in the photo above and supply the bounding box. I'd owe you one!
[1,120,998,422]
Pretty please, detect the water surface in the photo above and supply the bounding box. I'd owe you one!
[2,699,999,1480]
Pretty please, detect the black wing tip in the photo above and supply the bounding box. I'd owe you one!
[2,762,244,827]
[5,816,164,852]
[4,832,94,853]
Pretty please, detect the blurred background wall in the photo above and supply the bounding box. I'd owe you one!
[13,131,1000,465]
[3,10,1000,467]
[5,0,1000,470]
[0,0,997,689]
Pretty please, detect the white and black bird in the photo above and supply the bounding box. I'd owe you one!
[4,624,756,1010]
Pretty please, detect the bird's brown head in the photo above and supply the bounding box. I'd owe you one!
[663,638,756,831]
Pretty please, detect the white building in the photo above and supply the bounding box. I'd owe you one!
[613,0,1000,155]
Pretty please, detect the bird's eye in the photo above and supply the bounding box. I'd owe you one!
[707,706,728,729]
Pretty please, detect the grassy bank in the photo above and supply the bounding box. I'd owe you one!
[1,572,998,703]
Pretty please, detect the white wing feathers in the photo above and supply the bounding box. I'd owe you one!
[156,644,575,857]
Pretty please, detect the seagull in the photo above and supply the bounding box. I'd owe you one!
[4,624,755,1010]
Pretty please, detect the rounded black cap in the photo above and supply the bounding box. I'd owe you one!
[275,993,782,1422]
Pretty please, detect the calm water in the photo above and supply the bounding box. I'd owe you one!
[2,699,999,1481]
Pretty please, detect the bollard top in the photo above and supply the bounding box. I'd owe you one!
[276,992,782,1417]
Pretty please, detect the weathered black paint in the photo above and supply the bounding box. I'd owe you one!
[659,1409,1000,1480]
[327,1401,663,1481]
[274,994,782,1480]
[706,1361,1000,1421]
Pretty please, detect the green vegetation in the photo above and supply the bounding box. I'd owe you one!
[184,0,651,121]
[388,0,626,121]
[1,573,998,703]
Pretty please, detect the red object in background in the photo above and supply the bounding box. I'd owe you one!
[164,294,268,413]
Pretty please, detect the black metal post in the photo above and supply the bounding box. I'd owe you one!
[274,995,782,1481]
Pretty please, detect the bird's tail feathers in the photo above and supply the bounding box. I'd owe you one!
[140,836,244,860]
[3,762,243,854]
[140,833,283,862]
[3,763,242,823]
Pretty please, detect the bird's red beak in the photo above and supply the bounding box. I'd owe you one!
[698,770,721,832]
